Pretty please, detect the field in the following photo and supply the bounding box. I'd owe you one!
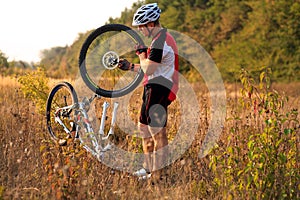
[0,73,299,199]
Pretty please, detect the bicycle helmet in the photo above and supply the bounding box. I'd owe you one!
[132,3,161,26]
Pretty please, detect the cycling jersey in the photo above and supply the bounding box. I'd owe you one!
[145,28,179,102]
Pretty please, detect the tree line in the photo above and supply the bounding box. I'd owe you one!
[1,0,299,82]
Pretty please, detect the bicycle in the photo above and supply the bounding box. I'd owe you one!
[46,24,145,160]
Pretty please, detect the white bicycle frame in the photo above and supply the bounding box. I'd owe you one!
[54,95,119,161]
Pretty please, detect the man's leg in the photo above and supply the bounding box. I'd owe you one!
[149,127,168,172]
[139,123,154,172]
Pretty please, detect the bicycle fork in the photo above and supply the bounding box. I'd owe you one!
[96,101,119,159]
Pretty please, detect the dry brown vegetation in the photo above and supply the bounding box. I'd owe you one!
[0,75,299,199]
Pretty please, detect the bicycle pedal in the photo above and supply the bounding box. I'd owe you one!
[96,152,104,161]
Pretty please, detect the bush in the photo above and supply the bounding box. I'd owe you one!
[18,67,50,114]
[209,67,300,199]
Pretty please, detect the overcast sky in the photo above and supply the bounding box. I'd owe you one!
[0,0,137,62]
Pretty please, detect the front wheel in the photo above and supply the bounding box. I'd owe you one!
[46,82,78,142]
[79,24,145,98]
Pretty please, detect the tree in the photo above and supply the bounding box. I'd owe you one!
[212,0,300,82]
[0,50,9,68]
[34,0,300,82]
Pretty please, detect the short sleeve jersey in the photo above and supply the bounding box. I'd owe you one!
[145,28,179,101]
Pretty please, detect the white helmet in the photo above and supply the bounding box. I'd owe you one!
[132,3,161,26]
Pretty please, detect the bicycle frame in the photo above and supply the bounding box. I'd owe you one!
[54,94,119,161]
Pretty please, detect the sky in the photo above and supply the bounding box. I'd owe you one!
[0,0,137,63]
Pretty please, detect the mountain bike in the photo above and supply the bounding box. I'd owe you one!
[46,24,145,160]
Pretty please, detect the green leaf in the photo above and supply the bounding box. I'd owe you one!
[260,71,265,83]
[247,140,255,150]
[284,128,291,135]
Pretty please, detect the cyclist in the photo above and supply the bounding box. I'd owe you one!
[118,3,179,179]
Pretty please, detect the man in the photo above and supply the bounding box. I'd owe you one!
[118,3,178,179]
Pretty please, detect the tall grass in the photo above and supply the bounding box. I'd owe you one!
[0,67,299,199]
[209,68,299,199]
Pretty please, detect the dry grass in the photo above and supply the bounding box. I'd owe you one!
[0,76,299,199]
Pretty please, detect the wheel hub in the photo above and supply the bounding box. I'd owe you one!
[102,51,119,70]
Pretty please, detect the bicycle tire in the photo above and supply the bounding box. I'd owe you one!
[46,82,78,141]
[79,24,144,98]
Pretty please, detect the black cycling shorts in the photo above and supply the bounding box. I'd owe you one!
[139,82,171,127]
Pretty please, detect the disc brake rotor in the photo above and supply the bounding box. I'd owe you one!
[102,51,119,70]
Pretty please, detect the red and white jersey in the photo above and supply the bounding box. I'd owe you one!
[145,28,179,102]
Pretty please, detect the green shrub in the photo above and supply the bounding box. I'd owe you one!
[209,67,299,199]
[18,67,50,114]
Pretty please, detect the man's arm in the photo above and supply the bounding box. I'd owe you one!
[138,52,159,75]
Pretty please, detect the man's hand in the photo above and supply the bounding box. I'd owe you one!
[118,59,131,70]
[135,44,148,56]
